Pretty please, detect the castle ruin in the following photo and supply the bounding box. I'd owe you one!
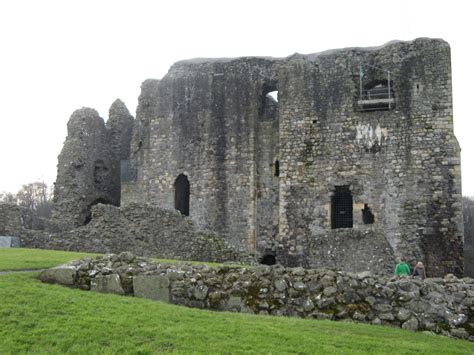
[49,38,463,276]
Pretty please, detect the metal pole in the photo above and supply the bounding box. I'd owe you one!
[359,65,363,101]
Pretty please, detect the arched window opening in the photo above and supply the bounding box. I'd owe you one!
[174,174,190,216]
[274,160,280,177]
[362,203,375,224]
[259,83,278,120]
[260,254,276,265]
[331,186,353,229]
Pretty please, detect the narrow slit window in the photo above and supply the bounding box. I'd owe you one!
[362,203,375,224]
[274,160,280,177]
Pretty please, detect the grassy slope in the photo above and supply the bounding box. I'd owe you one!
[0,248,229,271]
[0,249,473,353]
[0,248,98,271]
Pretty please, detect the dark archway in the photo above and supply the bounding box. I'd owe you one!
[260,254,276,265]
[174,174,190,216]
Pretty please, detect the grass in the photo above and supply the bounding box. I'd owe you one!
[0,249,473,353]
[0,248,98,271]
[0,248,236,271]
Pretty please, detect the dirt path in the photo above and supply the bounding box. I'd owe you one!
[0,269,44,275]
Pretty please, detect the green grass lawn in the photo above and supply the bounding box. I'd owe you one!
[0,249,473,353]
[0,248,234,271]
[0,248,98,271]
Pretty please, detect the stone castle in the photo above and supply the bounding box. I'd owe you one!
[48,38,463,276]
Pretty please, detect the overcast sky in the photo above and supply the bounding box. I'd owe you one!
[1,0,473,195]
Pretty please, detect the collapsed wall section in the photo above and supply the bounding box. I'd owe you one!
[23,203,248,263]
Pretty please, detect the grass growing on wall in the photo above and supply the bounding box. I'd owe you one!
[0,248,473,353]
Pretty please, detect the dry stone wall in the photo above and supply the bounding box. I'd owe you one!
[40,253,474,341]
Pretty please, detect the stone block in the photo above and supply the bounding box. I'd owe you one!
[39,265,77,286]
[0,236,20,248]
[91,274,125,295]
[133,274,170,302]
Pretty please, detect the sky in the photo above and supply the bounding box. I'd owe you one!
[0,0,473,195]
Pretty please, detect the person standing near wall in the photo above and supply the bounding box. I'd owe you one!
[412,261,426,279]
[394,257,411,277]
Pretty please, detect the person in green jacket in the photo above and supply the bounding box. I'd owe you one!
[394,257,411,277]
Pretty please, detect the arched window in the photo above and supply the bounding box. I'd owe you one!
[174,174,190,216]
[258,83,278,120]
[331,186,353,229]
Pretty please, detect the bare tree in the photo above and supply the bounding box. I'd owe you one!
[0,191,17,204]
[16,181,53,222]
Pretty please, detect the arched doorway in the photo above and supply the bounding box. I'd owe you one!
[174,174,190,216]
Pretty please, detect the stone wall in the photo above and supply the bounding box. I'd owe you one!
[119,38,462,276]
[23,203,249,263]
[464,197,474,277]
[0,203,24,236]
[277,38,463,277]
[40,253,474,341]
[124,60,280,253]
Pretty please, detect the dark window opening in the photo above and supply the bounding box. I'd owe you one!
[84,198,112,225]
[174,174,190,216]
[260,254,276,265]
[331,186,353,229]
[357,79,395,111]
[362,203,375,224]
[274,160,280,177]
[138,141,143,150]
[259,83,278,120]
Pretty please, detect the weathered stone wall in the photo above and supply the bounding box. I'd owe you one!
[52,102,133,230]
[23,203,249,263]
[107,99,134,204]
[124,59,280,253]
[40,253,474,341]
[120,38,462,276]
[464,197,474,277]
[276,38,462,277]
[48,39,461,275]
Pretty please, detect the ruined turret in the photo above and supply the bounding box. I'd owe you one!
[107,99,134,203]
[52,102,133,230]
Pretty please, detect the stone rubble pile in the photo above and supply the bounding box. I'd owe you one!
[40,252,474,341]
